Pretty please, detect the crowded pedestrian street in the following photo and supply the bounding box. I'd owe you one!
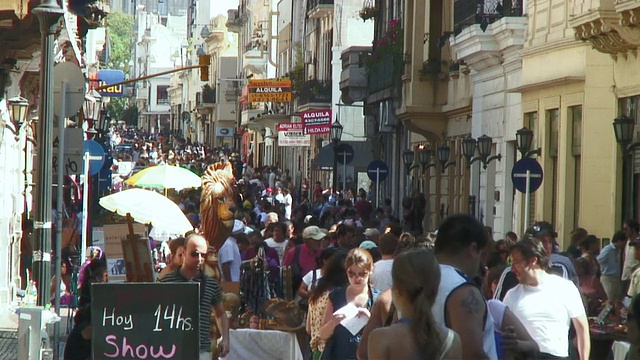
[2,0,640,359]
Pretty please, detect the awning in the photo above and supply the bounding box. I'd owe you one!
[312,141,375,171]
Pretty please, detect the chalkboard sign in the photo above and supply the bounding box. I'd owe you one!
[91,283,199,359]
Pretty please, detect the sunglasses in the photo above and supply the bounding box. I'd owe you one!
[190,250,206,258]
[347,270,369,279]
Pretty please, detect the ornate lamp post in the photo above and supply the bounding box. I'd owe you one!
[437,143,456,173]
[402,149,415,175]
[7,96,29,140]
[331,119,343,198]
[516,127,541,158]
[613,114,640,221]
[462,134,502,169]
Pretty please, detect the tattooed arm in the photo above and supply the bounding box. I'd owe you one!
[445,284,491,360]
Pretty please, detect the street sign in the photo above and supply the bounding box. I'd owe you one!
[336,143,354,165]
[52,128,83,176]
[367,160,389,182]
[83,140,106,175]
[95,69,125,97]
[53,62,85,118]
[511,157,543,193]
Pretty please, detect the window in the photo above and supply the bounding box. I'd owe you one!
[569,105,582,228]
[156,85,169,105]
[546,108,559,224]
[547,109,559,157]
[523,111,538,219]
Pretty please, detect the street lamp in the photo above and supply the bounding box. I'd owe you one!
[84,90,102,138]
[259,127,267,138]
[418,147,436,172]
[462,134,502,169]
[612,114,640,221]
[7,96,29,141]
[331,119,343,198]
[403,149,415,175]
[516,127,541,158]
[437,143,456,173]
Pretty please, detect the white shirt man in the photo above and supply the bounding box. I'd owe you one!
[218,221,243,282]
[504,239,589,359]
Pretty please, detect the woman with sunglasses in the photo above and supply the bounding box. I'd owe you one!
[319,248,378,359]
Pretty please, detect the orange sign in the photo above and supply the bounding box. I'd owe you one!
[248,79,292,88]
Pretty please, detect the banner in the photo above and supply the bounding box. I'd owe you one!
[301,109,331,135]
[248,79,292,103]
[277,123,310,147]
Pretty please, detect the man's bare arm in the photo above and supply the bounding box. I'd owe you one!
[446,285,490,360]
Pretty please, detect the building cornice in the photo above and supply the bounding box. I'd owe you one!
[509,76,585,93]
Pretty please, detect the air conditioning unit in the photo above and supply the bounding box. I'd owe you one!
[304,50,314,64]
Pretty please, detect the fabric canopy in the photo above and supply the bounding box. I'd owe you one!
[311,141,375,171]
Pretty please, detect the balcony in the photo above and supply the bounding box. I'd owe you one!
[195,86,216,109]
[297,79,332,109]
[307,0,334,19]
[340,46,370,104]
[570,0,640,58]
[454,0,523,35]
[226,9,241,33]
[368,53,402,95]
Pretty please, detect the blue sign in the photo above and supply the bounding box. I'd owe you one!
[96,69,125,97]
[83,140,106,176]
[367,160,389,182]
[511,157,543,193]
[336,143,354,165]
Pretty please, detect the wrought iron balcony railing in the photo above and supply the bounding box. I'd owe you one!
[297,79,332,106]
[368,53,402,94]
[454,0,523,35]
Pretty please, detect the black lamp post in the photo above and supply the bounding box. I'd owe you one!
[516,127,541,158]
[437,143,456,173]
[331,119,343,198]
[84,90,101,139]
[403,149,415,175]
[418,147,436,172]
[613,114,640,221]
[259,127,267,138]
[462,134,502,169]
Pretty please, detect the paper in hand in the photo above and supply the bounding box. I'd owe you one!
[333,303,371,335]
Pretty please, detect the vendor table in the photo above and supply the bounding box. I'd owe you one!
[221,328,303,360]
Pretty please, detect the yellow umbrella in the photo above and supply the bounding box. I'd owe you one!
[125,164,201,191]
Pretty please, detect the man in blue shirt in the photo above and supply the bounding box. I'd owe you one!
[597,230,627,302]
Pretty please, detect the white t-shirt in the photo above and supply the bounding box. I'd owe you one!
[503,272,585,357]
[218,236,242,282]
[303,269,322,289]
[371,259,394,292]
[265,237,289,264]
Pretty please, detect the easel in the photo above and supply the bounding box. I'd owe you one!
[121,213,155,282]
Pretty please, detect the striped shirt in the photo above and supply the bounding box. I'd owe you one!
[158,268,222,351]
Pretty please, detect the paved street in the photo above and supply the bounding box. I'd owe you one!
[0,331,17,360]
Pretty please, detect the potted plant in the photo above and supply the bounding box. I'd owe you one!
[359,0,378,21]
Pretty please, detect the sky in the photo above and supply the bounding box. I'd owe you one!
[211,1,239,18]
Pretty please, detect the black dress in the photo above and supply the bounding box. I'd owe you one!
[64,322,91,360]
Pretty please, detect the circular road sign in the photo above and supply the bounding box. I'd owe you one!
[511,157,544,193]
[335,143,354,165]
[83,140,106,176]
[53,62,86,118]
[367,160,389,182]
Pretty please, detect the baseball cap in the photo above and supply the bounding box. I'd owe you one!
[302,226,326,241]
[359,240,378,250]
[526,221,557,238]
[363,228,380,238]
[232,220,245,235]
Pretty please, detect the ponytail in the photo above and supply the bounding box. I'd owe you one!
[410,289,443,360]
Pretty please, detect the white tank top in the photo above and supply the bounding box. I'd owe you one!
[432,264,498,360]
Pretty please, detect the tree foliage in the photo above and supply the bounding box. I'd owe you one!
[104,12,135,125]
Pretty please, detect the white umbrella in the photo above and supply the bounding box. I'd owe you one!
[99,189,193,235]
[124,164,201,191]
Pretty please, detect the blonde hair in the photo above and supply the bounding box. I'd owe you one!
[345,247,374,273]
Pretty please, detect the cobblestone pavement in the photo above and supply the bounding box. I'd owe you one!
[0,331,17,360]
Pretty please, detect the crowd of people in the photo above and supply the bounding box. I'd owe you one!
[55,125,640,360]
